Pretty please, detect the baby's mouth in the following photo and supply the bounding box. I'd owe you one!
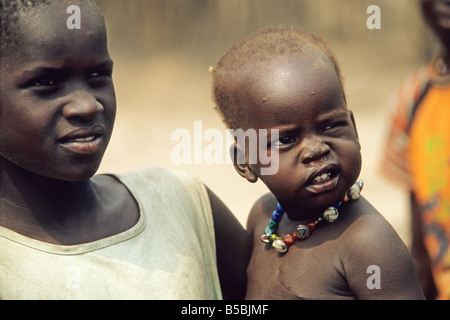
[305,165,340,194]
[312,172,332,183]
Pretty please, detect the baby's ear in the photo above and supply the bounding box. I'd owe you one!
[348,109,359,141]
[230,143,258,183]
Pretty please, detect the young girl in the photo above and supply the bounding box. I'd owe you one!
[0,0,249,299]
[211,27,425,299]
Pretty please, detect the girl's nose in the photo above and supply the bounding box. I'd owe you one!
[62,90,104,120]
[300,136,331,164]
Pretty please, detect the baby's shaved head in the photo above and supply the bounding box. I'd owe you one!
[212,27,345,130]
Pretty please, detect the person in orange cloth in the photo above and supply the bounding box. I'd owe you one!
[380,0,450,300]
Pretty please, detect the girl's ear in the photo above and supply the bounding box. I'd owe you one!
[348,109,359,141]
[230,143,258,183]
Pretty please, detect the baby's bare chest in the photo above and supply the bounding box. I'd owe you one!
[245,240,353,299]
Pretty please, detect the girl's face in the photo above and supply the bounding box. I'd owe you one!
[237,53,361,219]
[421,0,450,41]
[0,2,116,182]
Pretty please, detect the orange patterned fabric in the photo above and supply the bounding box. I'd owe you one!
[381,60,450,299]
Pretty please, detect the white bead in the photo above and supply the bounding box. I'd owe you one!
[260,234,270,243]
[272,239,288,253]
[323,207,339,222]
[347,180,364,200]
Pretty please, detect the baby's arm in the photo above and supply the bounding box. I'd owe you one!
[342,201,425,299]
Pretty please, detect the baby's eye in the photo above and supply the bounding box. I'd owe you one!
[323,121,347,132]
[87,71,112,87]
[275,136,296,146]
[90,72,102,78]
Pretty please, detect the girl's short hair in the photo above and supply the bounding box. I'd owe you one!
[0,0,50,53]
[0,0,98,56]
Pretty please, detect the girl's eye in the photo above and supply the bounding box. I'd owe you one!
[34,79,58,87]
[29,79,61,96]
[275,136,296,146]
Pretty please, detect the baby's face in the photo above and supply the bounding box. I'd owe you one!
[239,53,361,216]
[0,1,116,181]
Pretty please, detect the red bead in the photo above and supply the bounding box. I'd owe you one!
[282,234,295,245]
[307,222,317,230]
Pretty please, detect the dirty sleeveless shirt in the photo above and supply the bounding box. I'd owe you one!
[0,168,222,299]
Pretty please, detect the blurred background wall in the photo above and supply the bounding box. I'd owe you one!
[95,0,437,244]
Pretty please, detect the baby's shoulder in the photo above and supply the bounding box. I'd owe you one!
[336,196,424,299]
[337,195,413,275]
[340,196,397,242]
[246,193,277,234]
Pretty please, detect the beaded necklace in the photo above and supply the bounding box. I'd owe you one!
[261,179,364,253]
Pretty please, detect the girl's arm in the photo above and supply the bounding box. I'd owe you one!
[207,187,251,300]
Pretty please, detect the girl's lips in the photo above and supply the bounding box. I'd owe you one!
[58,125,106,154]
[60,135,103,154]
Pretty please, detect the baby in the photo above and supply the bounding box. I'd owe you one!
[211,27,424,299]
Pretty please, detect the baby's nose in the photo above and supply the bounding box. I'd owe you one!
[300,137,331,164]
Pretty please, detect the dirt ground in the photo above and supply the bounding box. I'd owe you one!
[96,0,435,246]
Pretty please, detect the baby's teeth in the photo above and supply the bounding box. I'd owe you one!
[313,172,331,183]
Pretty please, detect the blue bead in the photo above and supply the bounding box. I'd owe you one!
[276,203,284,213]
[272,203,284,222]
[272,211,283,223]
